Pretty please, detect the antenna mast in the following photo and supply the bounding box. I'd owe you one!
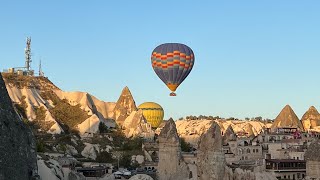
[39,58,44,77]
[25,37,32,71]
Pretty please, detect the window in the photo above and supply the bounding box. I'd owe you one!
[253,149,255,153]
[297,173,300,178]
[256,149,259,153]
[297,157,299,160]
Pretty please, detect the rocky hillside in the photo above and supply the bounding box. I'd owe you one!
[0,73,37,179]
[2,73,151,137]
[271,105,304,130]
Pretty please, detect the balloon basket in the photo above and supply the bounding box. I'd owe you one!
[170,92,176,96]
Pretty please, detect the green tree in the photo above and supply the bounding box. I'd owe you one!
[96,151,114,163]
[99,122,109,133]
[37,141,45,152]
[119,153,132,168]
[180,137,193,152]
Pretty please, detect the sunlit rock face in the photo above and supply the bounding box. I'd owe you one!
[122,109,154,138]
[271,105,304,131]
[157,118,189,180]
[113,86,137,126]
[197,122,226,180]
[301,106,320,131]
[0,73,37,179]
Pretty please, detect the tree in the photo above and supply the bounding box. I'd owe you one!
[96,151,114,163]
[37,141,45,152]
[255,116,263,121]
[119,153,132,168]
[180,138,193,152]
[99,122,109,133]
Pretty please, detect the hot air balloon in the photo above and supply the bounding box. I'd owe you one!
[138,102,164,128]
[151,43,195,96]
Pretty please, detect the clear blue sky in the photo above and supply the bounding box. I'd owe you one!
[1,1,320,120]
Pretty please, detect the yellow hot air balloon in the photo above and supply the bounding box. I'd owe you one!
[138,102,164,128]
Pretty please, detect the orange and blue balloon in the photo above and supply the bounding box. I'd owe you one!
[151,43,195,96]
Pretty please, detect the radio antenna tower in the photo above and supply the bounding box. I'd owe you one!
[39,58,44,77]
[25,37,32,71]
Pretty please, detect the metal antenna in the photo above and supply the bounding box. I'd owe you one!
[25,37,32,71]
[39,58,44,77]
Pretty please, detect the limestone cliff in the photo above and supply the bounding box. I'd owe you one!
[0,73,37,179]
[157,118,189,180]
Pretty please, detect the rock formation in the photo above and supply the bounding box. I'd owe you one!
[271,105,304,130]
[122,109,153,138]
[113,86,137,126]
[0,73,37,179]
[129,174,154,180]
[157,118,189,180]
[222,125,236,145]
[175,119,270,146]
[305,140,320,179]
[301,106,320,131]
[197,122,225,180]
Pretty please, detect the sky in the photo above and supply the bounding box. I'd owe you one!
[1,1,320,120]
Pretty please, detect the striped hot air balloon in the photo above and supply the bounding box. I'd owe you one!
[151,43,195,96]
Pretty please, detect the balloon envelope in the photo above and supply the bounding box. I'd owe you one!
[151,43,195,96]
[138,102,164,128]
